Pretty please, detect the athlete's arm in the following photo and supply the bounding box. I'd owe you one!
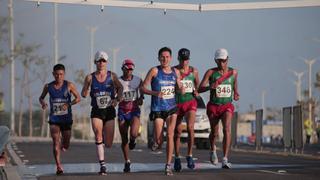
[174,68,185,94]
[81,74,92,98]
[141,67,162,97]
[193,67,200,97]
[137,78,144,106]
[111,72,124,102]
[39,84,49,110]
[68,82,81,106]
[198,69,213,93]
[233,69,240,101]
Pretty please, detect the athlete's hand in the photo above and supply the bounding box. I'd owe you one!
[234,93,240,101]
[62,103,68,111]
[41,102,48,110]
[111,99,118,107]
[157,91,164,98]
[193,91,199,97]
[136,98,142,106]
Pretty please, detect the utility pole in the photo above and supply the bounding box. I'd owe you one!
[262,90,266,120]
[53,3,58,65]
[86,26,98,73]
[290,70,304,102]
[304,59,316,122]
[8,0,15,134]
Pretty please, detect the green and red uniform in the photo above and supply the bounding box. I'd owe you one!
[207,67,235,119]
[176,66,197,116]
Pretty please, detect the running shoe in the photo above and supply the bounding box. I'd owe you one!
[61,147,67,152]
[129,139,136,150]
[165,164,173,176]
[186,156,195,169]
[174,157,182,172]
[56,167,63,175]
[222,157,231,169]
[99,165,107,175]
[210,151,218,165]
[151,143,158,151]
[123,161,131,173]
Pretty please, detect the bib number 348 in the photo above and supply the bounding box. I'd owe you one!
[216,84,232,98]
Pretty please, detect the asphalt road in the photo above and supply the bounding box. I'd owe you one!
[7,141,320,180]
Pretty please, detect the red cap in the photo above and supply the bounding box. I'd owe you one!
[122,59,135,70]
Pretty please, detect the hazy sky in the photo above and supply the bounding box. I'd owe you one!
[0,0,320,113]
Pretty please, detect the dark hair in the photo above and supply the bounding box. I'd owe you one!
[53,64,65,71]
[158,47,172,57]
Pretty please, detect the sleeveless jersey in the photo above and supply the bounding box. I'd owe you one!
[176,67,195,104]
[118,75,142,113]
[151,66,177,111]
[48,80,72,123]
[90,71,115,109]
[209,67,235,105]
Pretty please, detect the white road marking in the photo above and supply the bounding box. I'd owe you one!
[132,149,143,152]
[16,162,299,177]
[256,169,288,175]
[150,151,163,155]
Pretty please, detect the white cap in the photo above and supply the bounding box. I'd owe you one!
[214,48,228,60]
[94,51,109,62]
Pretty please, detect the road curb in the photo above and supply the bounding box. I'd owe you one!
[231,147,320,160]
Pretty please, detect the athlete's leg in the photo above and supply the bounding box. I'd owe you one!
[165,113,177,165]
[185,110,196,169]
[174,115,183,172]
[209,118,220,152]
[185,110,196,156]
[103,119,115,148]
[165,113,177,175]
[174,116,183,157]
[208,117,220,165]
[154,118,164,148]
[91,118,105,162]
[221,111,232,159]
[118,120,129,161]
[130,116,140,141]
[61,128,71,151]
[50,124,63,170]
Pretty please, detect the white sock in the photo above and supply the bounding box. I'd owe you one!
[96,143,105,161]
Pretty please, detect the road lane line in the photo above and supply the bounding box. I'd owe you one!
[256,169,288,175]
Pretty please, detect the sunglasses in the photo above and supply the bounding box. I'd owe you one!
[96,59,107,63]
[217,59,228,63]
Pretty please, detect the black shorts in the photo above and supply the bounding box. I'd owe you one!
[91,106,116,122]
[49,121,73,131]
[149,107,178,121]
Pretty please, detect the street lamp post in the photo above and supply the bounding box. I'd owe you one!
[86,26,98,73]
[304,59,316,123]
[290,70,304,102]
[53,3,58,65]
[8,0,15,134]
[262,90,266,120]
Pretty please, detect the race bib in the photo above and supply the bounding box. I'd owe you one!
[52,103,68,116]
[161,86,175,99]
[181,80,194,93]
[216,84,232,98]
[96,95,111,108]
[123,90,137,101]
